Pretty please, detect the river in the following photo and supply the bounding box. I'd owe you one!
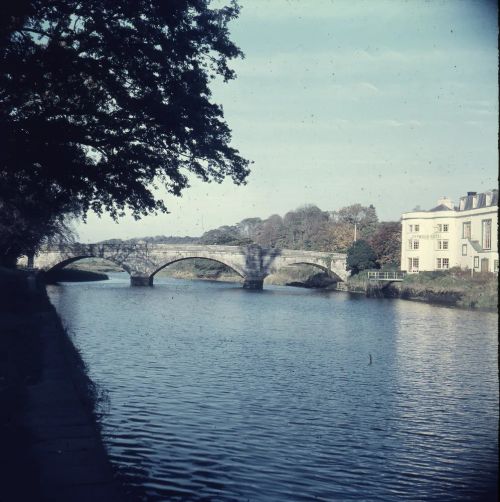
[47,273,498,501]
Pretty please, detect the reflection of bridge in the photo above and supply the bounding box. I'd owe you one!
[28,243,348,289]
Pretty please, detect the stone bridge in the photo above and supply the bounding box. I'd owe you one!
[27,243,348,289]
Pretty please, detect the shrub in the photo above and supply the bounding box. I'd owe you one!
[346,240,378,275]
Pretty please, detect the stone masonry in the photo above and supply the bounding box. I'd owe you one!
[27,243,348,289]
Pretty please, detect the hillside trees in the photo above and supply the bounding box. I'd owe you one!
[0,0,249,265]
[200,203,387,254]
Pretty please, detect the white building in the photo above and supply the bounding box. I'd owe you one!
[401,189,498,274]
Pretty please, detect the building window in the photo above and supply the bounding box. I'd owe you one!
[482,219,491,250]
[462,221,471,239]
[436,223,448,232]
[413,240,419,250]
[437,258,450,269]
[443,224,449,232]
[495,260,499,273]
[409,224,413,232]
[474,256,479,268]
[408,239,412,250]
[408,258,412,271]
[437,240,448,250]
[414,224,420,232]
[462,244,467,256]
[412,258,419,271]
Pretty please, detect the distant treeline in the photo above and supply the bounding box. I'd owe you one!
[99,203,402,268]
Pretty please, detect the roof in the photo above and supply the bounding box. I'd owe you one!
[429,204,455,212]
[458,189,498,211]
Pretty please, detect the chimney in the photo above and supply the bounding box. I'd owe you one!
[437,196,454,209]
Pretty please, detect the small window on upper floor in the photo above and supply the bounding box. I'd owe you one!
[409,224,413,232]
[482,219,492,250]
[462,244,467,256]
[442,224,449,232]
[413,240,419,250]
[414,225,420,232]
[462,222,471,239]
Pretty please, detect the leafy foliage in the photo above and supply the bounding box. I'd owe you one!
[346,239,378,275]
[199,204,384,254]
[369,221,401,267]
[1,0,249,263]
[0,194,77,266]
[198,225,252,245]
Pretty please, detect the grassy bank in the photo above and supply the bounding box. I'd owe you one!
[347,268,498,310]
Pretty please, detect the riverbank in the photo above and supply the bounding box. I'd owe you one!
[44,268,109,283]
[346,269,498,311]
[0,268,126,501]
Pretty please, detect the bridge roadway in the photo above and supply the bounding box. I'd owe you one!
[27,243,348,289]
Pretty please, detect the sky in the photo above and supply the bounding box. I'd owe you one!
[76,0,498,242]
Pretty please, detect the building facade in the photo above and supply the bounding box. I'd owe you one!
[401,190,498,274]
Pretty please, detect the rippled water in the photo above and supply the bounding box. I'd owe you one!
[47,274,498,501]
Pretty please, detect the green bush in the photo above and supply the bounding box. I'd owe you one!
[346,240,378,275]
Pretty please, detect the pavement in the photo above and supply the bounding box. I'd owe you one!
[0,274,130,502]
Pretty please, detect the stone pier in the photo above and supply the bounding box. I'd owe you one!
[242,278,264,290]
[130,275,152,287]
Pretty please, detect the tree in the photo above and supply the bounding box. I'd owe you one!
[346,239,378,275]
[255,214,286,248]
[199,225,251,245]
[0,183,78,266]
[0,0,249,263]
[332,204,379,240]
[328,222,355,253]
[369,221,401,268]
[236,217,262,240]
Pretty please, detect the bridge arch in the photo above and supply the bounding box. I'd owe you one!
[44,255,132,275]
[276,261,344,282]
[150,257,245,284]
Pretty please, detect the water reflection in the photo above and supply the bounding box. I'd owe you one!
[47,275,498,501]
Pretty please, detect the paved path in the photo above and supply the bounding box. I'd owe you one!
[21,306,126,501]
